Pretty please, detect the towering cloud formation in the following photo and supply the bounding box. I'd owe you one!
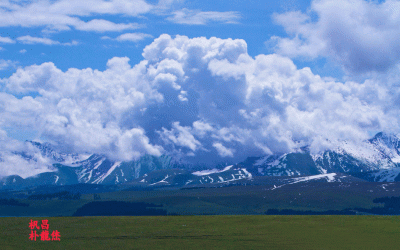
[1,34,399,176]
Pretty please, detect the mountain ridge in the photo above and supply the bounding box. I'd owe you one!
[2,132,400,189]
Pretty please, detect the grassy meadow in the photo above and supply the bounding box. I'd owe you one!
[1,215,400,249]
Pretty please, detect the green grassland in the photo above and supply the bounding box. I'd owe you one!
[1,215,400,249]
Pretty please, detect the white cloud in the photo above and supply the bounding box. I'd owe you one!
[75,19,140,32]
[47,0,153,17]
[0,1,242,34]
[2,34,400,169]
[178,90,188,101]
[103,33,153,42]
[160,122,202,152]
[157,0,184,9]
[0,152,51,178]
[213,142,234,157]
[270,0,400,73]
[209,52,397,153]
[141,34,400,157]
[19,49,27,54]
[17,36,59,45]
[193,121,214,137]
[2,56,164,162]
[0,59,15,70]
[17,35,78,46]
[0,0,151,32]
[0,133,54,178]
[167,8,241,25]
[115,33,153,42]
[0,36,15,44]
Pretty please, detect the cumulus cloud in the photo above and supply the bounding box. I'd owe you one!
[1,34,399,172]
[167,8,241,25]
[270,0,400,74]
[2,56,164,162]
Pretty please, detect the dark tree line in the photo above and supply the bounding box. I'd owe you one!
[263,196,400,215]
[0,198,29,207]
[73,201,168,216]
[373,196,400,210]
[28,191,81,200]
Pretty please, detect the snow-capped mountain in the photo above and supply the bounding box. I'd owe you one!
[3,132,400,190]
[72,154,183,185]
[1,141,187,188]
[0,152,187,189]
[368,132,400,164]
[121,165,253,187]
[25,141,87,164]
[243,132,400,180]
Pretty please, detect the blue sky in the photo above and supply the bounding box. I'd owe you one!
[1,0,400,176]
[0,0,313,75]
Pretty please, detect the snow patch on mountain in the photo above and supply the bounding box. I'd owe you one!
[93,162,121,184]
[292,173,337,183]
[254,154,285,167]
[93,158,106,170]
[192,165,233,176]
[149,175,170,186]
[241,168,252,179]
[271,173,338,190]
[369,168,400,182]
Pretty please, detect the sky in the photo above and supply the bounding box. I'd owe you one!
[1,0,400,177]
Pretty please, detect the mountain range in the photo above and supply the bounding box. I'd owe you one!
[2,132,400,190]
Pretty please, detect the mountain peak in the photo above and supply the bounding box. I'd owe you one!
[369,132,400,149]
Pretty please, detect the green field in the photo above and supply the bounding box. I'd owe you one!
[1,215,400,249]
